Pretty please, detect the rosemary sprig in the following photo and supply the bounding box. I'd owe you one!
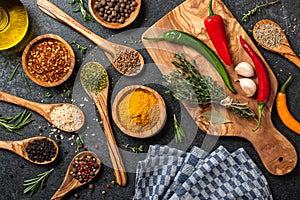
[22,74,31,92]
[163,53,255,119]
[123,144,144,153]
[71,40,87,54]
[0,110,34,135]
[9,63,20,81]
[173,114,186,143]
[70,0,93,22]
[24,168,54,197]
[242,0,280,22]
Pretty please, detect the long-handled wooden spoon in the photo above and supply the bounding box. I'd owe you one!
[0,90,85,132]
[253,19,300,69]
[51,151,101,200]
[0,136,58,165]
[80,62,127,186]
[36,0,144,76]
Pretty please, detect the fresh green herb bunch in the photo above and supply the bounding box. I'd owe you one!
[0,110,33,135]
[24,168,54,197]
[242,0,280,22]
[123,144,143,153]
[163,53,255,119]
[81,62,108,93]
[173,114,186,143]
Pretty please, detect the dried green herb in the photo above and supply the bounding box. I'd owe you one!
[70,0,93,22]
[81,62,108,94]
[64,83,72,98]
[173,114,186,143]
[163,53,255,119]
[22,74,31,92]
[123,144,144,153]
[24,168,54,197]
[242,0,280,22]
[71,40,87,54]
[0,110,34,135]
[9,63,20,81]
[44,92,52,98]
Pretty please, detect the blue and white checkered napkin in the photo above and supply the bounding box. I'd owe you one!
[133,145,273,200]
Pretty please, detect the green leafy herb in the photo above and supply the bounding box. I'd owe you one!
[128,36,134,43]
[76,135,84,147]
[64,83,72,98]
[70,0,93,22]
[0,110,34,135]
[24,168,54,197]
[123,144,144,153]
[44,92,52,98]
[242,0,280,22]
[9,63,20,81]
[173,114,186,143]
[71,40,87,54]
[22,74,31,92]
[163,53,255,119]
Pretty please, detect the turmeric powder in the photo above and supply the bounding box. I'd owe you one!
[117,88,160,132]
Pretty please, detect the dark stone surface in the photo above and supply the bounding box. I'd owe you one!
[0,0,299,199]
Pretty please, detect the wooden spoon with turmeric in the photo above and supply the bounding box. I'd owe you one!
[80,62,127,186]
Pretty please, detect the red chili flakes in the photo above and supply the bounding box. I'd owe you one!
[27,39,71,83]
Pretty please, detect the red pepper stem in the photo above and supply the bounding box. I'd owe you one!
[253,102,265,132]
[279,74,293,94]
[208,0,216,16]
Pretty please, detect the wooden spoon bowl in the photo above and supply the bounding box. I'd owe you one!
[0,90,85,132]
[88,0,141,29]
[112,85,167,138]
[253,19,300,69]
[22,34,75,87]
[51,151,101,200]
[0,136,59,165]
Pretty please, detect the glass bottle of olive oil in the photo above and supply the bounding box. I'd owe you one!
[0,0,29,50]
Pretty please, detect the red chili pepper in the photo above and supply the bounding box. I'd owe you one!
[240,36,271,131]
[204,0,232,66]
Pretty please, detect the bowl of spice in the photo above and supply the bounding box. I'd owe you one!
[112,85,167,138]
[89,0,141,29]
[22,34,75,87]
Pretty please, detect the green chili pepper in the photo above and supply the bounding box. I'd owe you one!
[144,30,236,94]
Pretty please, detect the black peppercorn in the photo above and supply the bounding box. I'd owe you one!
[26,138,57,163]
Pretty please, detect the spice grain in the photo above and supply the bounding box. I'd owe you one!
[255,23,283,48]
[113,48,141,75]
[26,138,57,162]
[27,39,71,83]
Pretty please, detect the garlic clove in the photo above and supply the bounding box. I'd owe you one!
[235,62,255,77]
[237,78,257,97]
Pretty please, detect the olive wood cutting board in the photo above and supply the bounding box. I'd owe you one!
[142,0,297,175]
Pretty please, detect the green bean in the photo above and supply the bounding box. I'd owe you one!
[144,30,236,94]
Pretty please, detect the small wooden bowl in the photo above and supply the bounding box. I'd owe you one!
[22,34,75,87]
[89,0,141,29]
[112,85,166,138]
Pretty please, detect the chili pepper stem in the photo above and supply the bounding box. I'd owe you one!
[280,74,293,93]
[253,102,265,132]
[208,0,216,16]
[143,36,164,40]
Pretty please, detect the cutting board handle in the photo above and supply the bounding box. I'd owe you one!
[245,126,297,176]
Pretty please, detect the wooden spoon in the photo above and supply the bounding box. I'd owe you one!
[80,62,127,186]
[51,151,101,200]
[0,90,85,132]
[253,19,300,69]
[36,0,144,76]
[0,136,58,165]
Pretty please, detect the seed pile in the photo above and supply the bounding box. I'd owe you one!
[27,39,71,83]
[70,155,100,183]
[113,48,141,75]
[255,23,283,48]
[26,138,57,162]
[94,0,138,24]
[50,104,83,132]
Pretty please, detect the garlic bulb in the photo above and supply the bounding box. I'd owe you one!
[235,62,255,77]
[237,78,257,97]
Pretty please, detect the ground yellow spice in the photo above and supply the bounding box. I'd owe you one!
[118,88,160,132]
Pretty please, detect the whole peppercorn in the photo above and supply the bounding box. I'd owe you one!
[26,138,57,163]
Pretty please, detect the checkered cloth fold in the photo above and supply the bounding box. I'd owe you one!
[133,145,272,200]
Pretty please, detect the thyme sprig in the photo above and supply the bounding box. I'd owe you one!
[123,144,144,153]
[242,0,280,22]
[0,110,34,135]
[173,114,186,143]
[71,40,87,54]
[163,53,255,119]
[70,0,93,22]
[24,168,54,197]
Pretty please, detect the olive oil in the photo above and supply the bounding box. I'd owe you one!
[0,0,29,50]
